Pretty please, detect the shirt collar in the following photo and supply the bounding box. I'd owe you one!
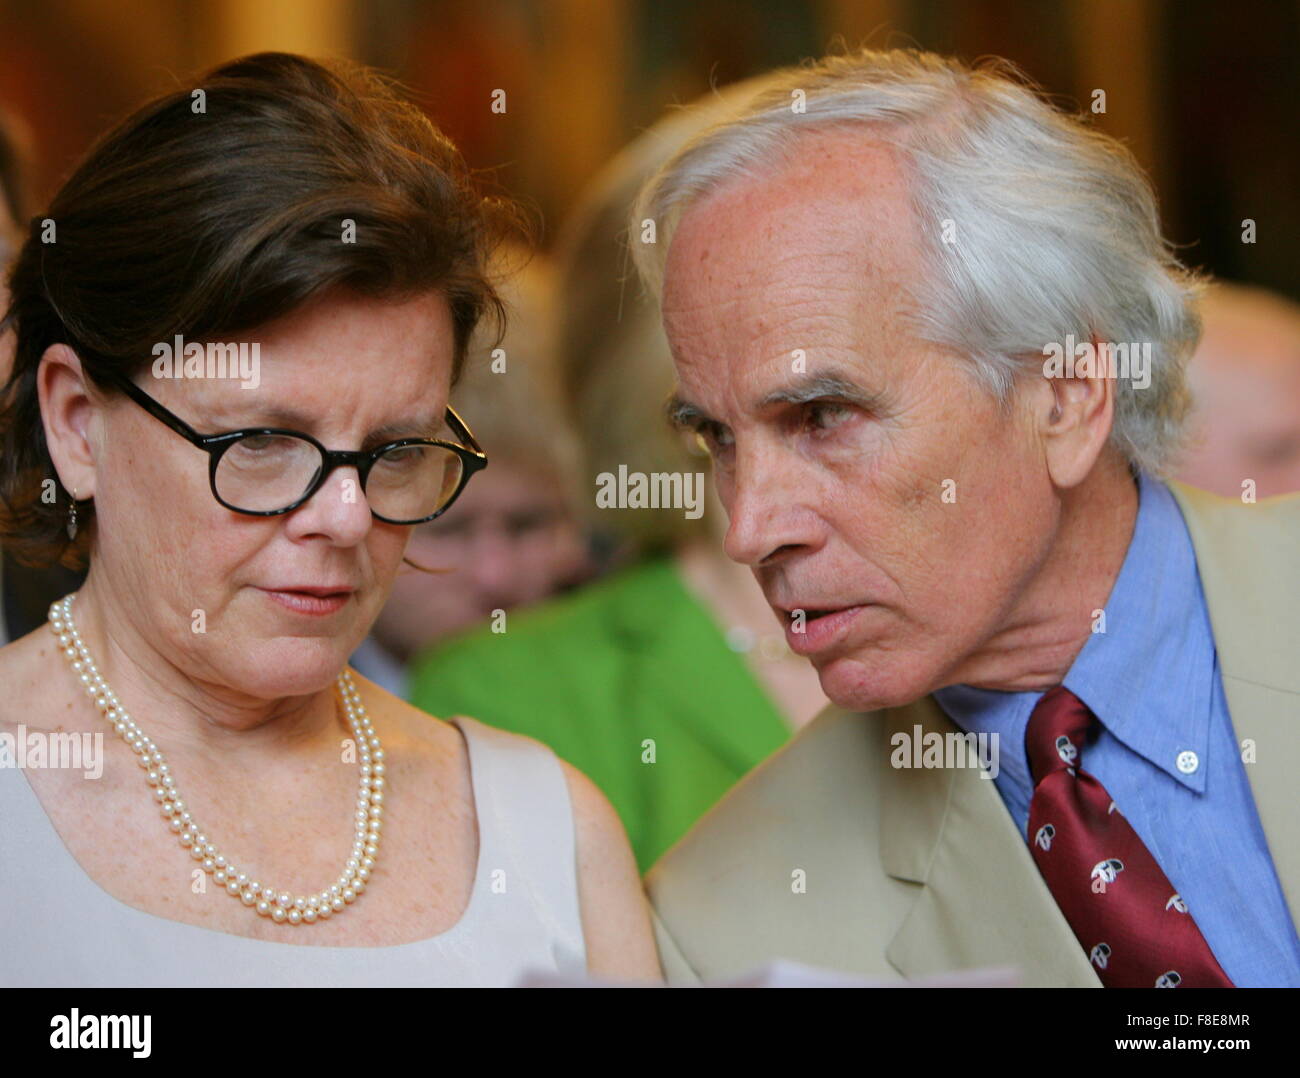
[936,472,1216,793]
[1061,471,1215,792]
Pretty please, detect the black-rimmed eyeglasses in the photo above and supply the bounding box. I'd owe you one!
[103,372,488,525]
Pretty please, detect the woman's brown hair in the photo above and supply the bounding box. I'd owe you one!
[0,52,523,569]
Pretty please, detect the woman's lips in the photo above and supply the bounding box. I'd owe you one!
[782,604,868,656]
[258,588,353,616]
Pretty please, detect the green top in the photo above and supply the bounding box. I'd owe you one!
[407,557,792,872]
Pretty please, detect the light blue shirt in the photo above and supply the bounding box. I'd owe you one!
[935,472,1300,987]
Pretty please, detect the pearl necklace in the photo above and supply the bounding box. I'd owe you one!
[48,593,384,926]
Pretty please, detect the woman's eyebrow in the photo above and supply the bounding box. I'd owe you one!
[205,402,441,440]
[366,415,443,441]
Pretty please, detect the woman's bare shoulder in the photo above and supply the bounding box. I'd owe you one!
[556,756,663,981]
[0,623,75,735]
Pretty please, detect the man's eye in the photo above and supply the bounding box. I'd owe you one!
[805,401,853,431]
[695,422,733,454]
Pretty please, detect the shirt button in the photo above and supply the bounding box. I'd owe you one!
[1176,750,1199,775]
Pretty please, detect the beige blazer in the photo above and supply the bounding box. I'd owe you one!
[646,482,1300,986]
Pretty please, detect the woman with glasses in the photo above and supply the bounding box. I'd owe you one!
[0,52,660,986]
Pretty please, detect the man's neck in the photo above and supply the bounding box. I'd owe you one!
[944,456,1141,694]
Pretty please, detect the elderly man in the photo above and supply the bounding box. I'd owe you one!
[633,49,1300,988]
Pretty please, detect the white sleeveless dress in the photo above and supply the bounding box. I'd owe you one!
[0,715,587,986]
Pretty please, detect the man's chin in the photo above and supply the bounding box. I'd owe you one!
[813,651,931,714]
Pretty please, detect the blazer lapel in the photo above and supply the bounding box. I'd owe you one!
[878,697,1101,986]
[1170,482,1300,927]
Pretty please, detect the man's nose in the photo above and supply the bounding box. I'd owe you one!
[721,447,807,568]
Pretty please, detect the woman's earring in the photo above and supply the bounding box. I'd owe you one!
[67,488,77,540]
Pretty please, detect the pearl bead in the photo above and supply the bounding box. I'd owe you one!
[49,595,381,931]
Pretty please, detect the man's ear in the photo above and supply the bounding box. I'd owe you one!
[1034,333,1117,489]
[37,345,100,499]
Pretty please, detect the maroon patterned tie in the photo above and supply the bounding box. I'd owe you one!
[1025,686,1233,987]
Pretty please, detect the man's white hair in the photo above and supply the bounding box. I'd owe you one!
[630,48,1203,475]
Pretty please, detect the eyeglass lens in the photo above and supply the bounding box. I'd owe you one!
[214,435,465,521]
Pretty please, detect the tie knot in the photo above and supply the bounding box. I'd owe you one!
[1025,686,1095,783]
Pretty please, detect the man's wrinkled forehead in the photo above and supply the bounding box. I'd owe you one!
[659,131,922,398]
[661,128,917,309]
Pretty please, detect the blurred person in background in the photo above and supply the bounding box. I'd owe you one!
[1175,282,1300,498]
[0,104,86,648]
[350,249,593,697]
[409,79,828,873]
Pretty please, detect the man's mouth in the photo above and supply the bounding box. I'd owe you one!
[777,602,870,656]
[798,608,834,620]
[781,604,853,622]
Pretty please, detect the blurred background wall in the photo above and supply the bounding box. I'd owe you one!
[0,0,1295,297]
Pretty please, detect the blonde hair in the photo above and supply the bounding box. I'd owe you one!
[554,74,781,552]
[452,247,584,514]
